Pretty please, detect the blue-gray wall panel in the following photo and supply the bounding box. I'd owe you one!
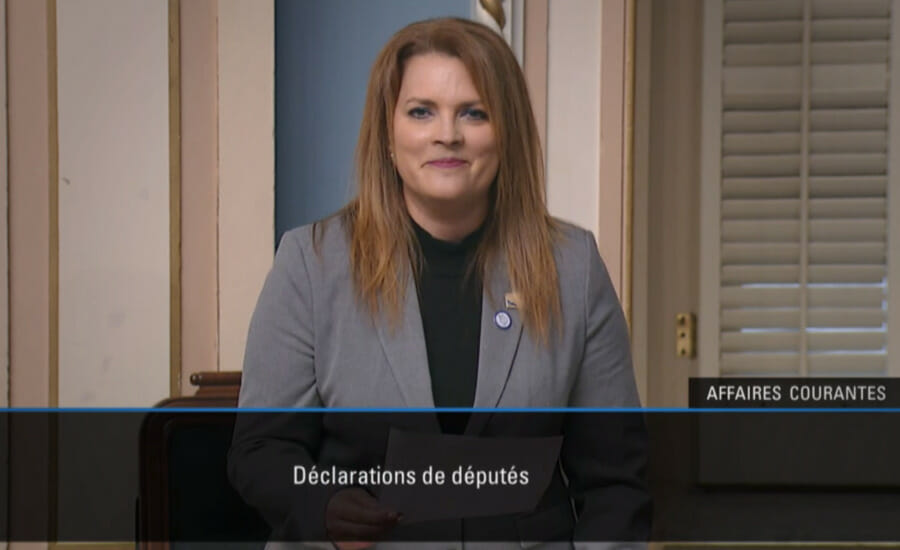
[275,0,471,244]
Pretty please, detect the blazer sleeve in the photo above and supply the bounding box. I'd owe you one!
[227,229,340,542]
[561,230,652,547]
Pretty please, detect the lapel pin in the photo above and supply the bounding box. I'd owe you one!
[494,310,512,330]
[504,292,522,310]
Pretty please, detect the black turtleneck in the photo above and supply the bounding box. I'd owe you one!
[411,220,483,433]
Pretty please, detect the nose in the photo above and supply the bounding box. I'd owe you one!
[434,113,463,146]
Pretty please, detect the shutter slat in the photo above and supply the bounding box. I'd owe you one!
[721,197,887,219]
[812,0,890,19]
[723,177,801,199]
[721,350,887,373]
[808,353,886,374]
[808,286,885,307]
[724,21,802,44]
[725,43,801,66]
[808,331,886,351]
[723,265,799,284]
[721,307,886,329]
[725,92,802,109]
[724,65,887,99]
[724,110,801,132]
[809,265,886,283]
[812,19,890,41]
[723,199,800,218]
[811,41,889,64]
[810,131,886,153]
[721,287,801,308]
[724,66,801,95]
[722,308,800,329]
[723,220,799,242]
[809,219,886,241]
[810,89,887,108]
[808,242,885,263]
[810,197,886,217]
[809,153,886,174]
[721,264,886,284]
[809,307,886,327]
[811,108,887,130]
[722,109,888,132]
[809,176,886,197]
[724,131,886,154]
[813,64,888,93]
[724,0,802,22]
[721,286,884,308]
[724,132,800,154]
[722,243,799,264]
[722,154,800,176]
[725,41,889,66]
[722,331,800,352]
[721,330,888,353]
[721,352,799,374]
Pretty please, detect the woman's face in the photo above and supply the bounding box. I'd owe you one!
[392,53,499,233]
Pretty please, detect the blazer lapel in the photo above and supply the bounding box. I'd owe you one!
[374,272,437,410]
[466,259,524,435]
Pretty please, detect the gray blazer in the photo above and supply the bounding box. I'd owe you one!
[229,216,650,548]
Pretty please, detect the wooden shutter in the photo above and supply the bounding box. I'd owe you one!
[699,0,900,376]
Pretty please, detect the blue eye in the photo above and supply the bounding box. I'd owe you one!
[408,107,431,119]
[463,108,488,121]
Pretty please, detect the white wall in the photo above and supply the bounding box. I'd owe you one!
[56,0,170,406]
[546,0,602,239]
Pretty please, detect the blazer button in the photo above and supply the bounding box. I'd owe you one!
[494,310,512,329]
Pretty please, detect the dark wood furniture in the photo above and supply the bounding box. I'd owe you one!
[138,371,267,549]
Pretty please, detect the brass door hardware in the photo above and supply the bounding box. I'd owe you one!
[676,313,696,358]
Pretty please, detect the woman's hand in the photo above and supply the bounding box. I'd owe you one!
[326,487,401,549]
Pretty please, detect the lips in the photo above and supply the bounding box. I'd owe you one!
[427,158,467,168]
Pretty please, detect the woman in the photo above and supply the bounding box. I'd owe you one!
[229,17,650,549]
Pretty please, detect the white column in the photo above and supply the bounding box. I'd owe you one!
[56,0,170,406]
[217,0,275,373]
[546,0,602,240]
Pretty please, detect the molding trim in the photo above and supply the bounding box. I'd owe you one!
[523,0,548,167]
[169,0,182,397]
[216,0,274,373]
[698,0,723,376]
[545,0,602,239]
[598,0,627,298]
[622,0,635,329]
[47,4,59,544]
[887,0,900,375]
[0,0,8,547]
[9,0,52,409]
[179,0,219,394]
[1,0,9,409]
[631,0,652,406]
[47,0,59,409]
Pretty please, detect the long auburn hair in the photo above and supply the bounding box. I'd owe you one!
[335,17,561,341]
